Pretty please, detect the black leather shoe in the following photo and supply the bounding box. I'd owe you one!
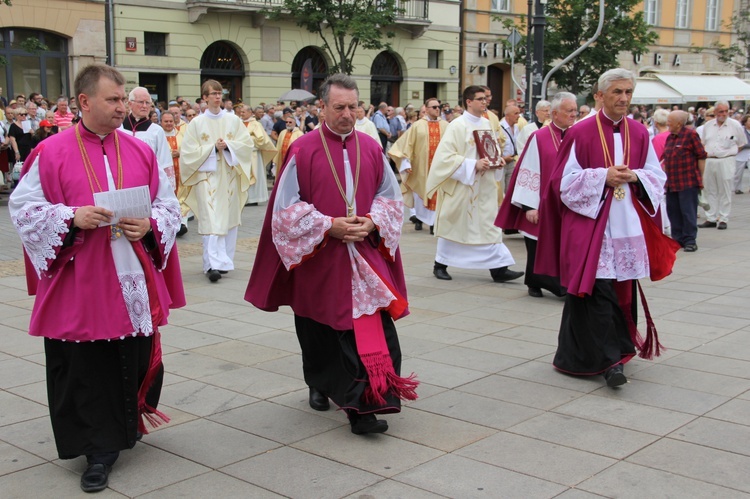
[603,364,627,388]
[503,228,519,235]
[698,221,717,228]
[350,413,388,435]
[717,222,727,230]
[433,267,452,280]
[429,225,434,235]
[409,215,418,224]
[308,387,329,411]
[207,269,221,282]
[684,244,698,252]
[80,463,111,493]
[491,267,524,283]
[176,224,188,237]
[414,221,423,231]
[527,287,543,298]
[218,270,229,274]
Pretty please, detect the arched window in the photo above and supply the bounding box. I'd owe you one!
[0,28,68,99]
[200,41,244,102]
[290,47,328,96]
[370,51,402,106]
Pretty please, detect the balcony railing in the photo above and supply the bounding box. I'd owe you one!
[186,0,429,22]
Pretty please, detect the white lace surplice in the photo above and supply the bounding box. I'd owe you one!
[10,152,180,337]
[272,146,403,319]
[560,136,666,281]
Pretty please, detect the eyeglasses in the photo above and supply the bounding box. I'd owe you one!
[707,114,715,117]
[472,97,487,102]
[18,113,28,116]
[131,100,151,106]
[428,105,440,109]
[208,91,223,97]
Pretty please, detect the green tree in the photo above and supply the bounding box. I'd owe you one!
[264,0,404,75]
[497,0,657,95]
[709,8,750,76]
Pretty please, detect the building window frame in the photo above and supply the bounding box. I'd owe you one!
[644,0,659,26]
[144,32,167,56]
[675,0,690,29]
[705,0,720,31]
[491,0,511,13]
[427,49,441,69]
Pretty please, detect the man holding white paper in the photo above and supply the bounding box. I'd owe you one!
[8,64,184,493]
[179,80,255,282]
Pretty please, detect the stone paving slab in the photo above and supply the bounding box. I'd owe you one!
[3,195,750,497]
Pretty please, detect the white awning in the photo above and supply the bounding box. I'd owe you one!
[655,75,750,102]
[633,79,685,104]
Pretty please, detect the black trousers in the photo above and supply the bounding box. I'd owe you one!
[524,237,566,296]
[294,312,402,415]
[45,335,162,459]
[553,279,636,375]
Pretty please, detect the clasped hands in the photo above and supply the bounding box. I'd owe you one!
[606,165,638,188]
[330,216,375,242]
[74,206,151,242]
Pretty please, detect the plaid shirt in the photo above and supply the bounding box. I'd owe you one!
[662,126,707,192]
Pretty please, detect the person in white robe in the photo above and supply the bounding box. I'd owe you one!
[122,87,175,190]
[239,104,276,205]
[179,79,255,282]
[355,105,380,144]
[425,85,525,283]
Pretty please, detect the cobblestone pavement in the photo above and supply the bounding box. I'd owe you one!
[1,187,750,498]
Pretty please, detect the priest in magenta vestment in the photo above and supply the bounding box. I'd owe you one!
[245,74,416,435]
[535,69,674,388]
[8,64,184,493]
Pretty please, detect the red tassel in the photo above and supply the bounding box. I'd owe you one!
[361,352,419,405]
[636,281,664,360]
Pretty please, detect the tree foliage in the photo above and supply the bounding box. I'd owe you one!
[709,8,750,74]
[497,0,657,95]
[264,0,403,75]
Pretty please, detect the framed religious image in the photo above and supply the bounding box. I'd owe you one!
[473,129,503,169]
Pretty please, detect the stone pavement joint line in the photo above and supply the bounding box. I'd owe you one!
[1,194,750,498]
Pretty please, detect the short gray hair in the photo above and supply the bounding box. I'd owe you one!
[319,74,359,105]
[714,100,730,109]
[535,100,551,111]
[653,108,670,126]
[598,68,636,93]
[128,86,149,101]
[550,92,577,112]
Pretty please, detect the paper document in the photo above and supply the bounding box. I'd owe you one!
[93,186,152,226]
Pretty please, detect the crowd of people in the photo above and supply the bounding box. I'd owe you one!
[5,64,750,494]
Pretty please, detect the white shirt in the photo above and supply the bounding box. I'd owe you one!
[702,118,747,158]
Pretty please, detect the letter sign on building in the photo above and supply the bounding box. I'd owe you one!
[673,54,681,66]
[479,43,488,57]
[654,53,663,65]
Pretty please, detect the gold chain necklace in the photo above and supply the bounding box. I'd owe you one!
[549,124,561,151]
[75,123,125,239]
[595,113,631,201]
[319,126,360,217]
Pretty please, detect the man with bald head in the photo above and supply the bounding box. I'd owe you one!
[499,104,521,193]
[663,110,707,252]
[122,87,175,190]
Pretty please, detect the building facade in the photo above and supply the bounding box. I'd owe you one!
[0,0,106,100]
[463,0,746,111]
[112,0,461,107]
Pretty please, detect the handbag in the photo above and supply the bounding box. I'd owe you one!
[11,161,23,182]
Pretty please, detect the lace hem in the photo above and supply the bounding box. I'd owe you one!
[350,248,397,319]
[597,234,650,280]
[154,196,181,267]
[517,168,541,192]
[368,196,404,259]
[11,202,74,277]
[119,272,153,336]
[272,202,332,270]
